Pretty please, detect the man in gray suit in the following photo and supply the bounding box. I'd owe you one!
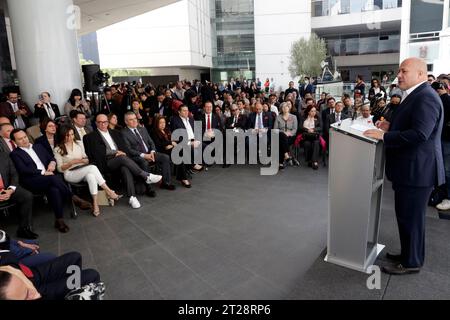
[0,123,16,154]
[122,112,175,190]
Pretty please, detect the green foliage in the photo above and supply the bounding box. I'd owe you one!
[288,33,327,79]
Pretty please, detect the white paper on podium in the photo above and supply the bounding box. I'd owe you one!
[350,123,376,132]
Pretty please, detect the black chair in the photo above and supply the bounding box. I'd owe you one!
[67,181,90,219]
[0,202,15,218]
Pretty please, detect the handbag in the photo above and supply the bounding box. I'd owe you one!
[97,190,110,206]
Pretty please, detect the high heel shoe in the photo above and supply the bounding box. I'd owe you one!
[92,208,101,217]
[107,191,123,206]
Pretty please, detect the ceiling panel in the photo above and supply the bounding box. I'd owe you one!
[74,0,181,35]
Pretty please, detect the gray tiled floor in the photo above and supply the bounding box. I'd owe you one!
[2,165,450,300]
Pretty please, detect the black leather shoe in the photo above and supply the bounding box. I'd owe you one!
[16,227,39,240]
[382,264,420,275]
[160,183,176,191]
[146,189,157,197]
[54,220,70,233]
[385,252,402,262]
[180,180,192,188]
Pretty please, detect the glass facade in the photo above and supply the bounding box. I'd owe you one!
[312,0,402,17]
[410,0,444,34]
[210,0,255,83]
[324,31,400,56]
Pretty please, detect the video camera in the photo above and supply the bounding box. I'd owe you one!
[94,70,110,87]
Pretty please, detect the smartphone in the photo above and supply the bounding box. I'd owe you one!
[38,94,43,101]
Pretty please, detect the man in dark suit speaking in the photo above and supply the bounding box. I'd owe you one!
[365,58,445,275]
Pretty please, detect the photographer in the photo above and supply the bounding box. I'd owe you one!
[33,92,60,122]
[98,87,121,119]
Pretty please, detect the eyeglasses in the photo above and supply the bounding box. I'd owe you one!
[97,121,109,125]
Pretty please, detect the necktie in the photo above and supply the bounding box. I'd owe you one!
[258,114,263,129]
[234,116,237,125]
[0,173,4,191]
[19,263,34,278]
[207,114,211,130]
[46,104,55,120]
[336,113,340,122]
[10,140,16,151]
[80,127,86,138]
[134,129,147,153]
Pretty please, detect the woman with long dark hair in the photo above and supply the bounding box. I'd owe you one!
[64,89,91,117]
[54,126,121,217]
[152,115,191,188]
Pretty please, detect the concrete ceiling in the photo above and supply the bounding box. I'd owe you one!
[74,0,180,35]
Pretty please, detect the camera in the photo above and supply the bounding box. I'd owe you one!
[94,70,110,86]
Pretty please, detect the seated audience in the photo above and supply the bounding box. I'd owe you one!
[152,116,191,188]
[34,119,57,156]
[9,129,92,233]
[329,101,348,125]
[301,105,322,170]
[0,123,15,154]
[0,250,101,300]
[0,91,32,129]
[121,112,175,191]
[83,114,162,209]
[54,126,122,217]
[108,113,122,131]
[355,104,374,126]
[274,102,298,168]
[0,230,56,267]
[171,105,204,172]
[130,99,148,127]
[33,92,61,122]
[64,89,91,117]
[0,116,10,125]
[70,110,92,143]
[0,153,36,239]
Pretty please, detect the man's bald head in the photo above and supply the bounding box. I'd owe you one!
[397,58,428,91]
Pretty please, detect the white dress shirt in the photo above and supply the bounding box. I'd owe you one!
[182,117,195,141]
[402,81,427,102]
[99,130,117,151]
[9,102,26,129]
[45,103,56,120]
[20,144,46,175]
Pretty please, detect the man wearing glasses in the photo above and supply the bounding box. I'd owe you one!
[83,114,162,209]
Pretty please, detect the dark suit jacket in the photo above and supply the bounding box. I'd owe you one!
[121,126,156,159]
[225,114,247,130]
[246,112,274,130]
[170,115,196,144]
[83,129,130,174]
[384,82,445,187]
[151,130,173,155]
[33,103,61,122]
[299,84,314,98]
[0,138,11,154]
[34,135,54,157]
[9,144,55,186]
[0,101,32,127]
[73,124,93,141]
[300,118,322,136]
[197,112,223,133]
[329,112,349,125]
[0,152,19,189]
